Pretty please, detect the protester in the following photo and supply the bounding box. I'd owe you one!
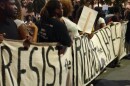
[94,7,106,31]
[39,0,72,47]
[26,2,35,17]
[14,0,30,39]
[107,7,122,23]
[0,0,32,49]
[60,0,79,39]
[0,0,21,40]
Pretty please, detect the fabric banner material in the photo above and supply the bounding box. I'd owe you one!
[0,22,127,86]
[0,41,72,86]
[72,22,125,86]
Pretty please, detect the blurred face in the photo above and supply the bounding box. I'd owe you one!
[28,0,33,3]
[4,0,18,18]
[56,3,63,18]
[27,15,32,22]
[21,0,27,7]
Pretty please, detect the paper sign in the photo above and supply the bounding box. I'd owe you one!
[77,6,98,34]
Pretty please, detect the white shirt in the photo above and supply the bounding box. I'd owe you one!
[96,17,106,30]
[14,19,25,28]
[62,17,80,38]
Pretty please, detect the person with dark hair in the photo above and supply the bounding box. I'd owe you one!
[107,7,122,23]
[0,0,32,49]
[39,0,72,47]
[14,0,30,39]
[111,7,122,22]
[60,0,79,39]
[0,0,21,40]
[94,7,106,31]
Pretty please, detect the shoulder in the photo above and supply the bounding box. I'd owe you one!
[99,17,105,23]
[52,18,66,28]
[99,17,105,21]
[14,19,25,27]
[62,17,75,25]
[7,19,17,29]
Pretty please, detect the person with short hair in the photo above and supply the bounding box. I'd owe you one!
[0,0,21,40]
[0,0,32,48]
[94,7,106,31]
[14,0,30,40]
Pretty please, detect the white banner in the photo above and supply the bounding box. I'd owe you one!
[118,22,128,59]
[71,22,127,86]
[0,41,72,86]
[0,22,127,86]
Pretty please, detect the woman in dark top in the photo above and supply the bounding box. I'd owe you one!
[0,0,32,49]
[0,0,21,40]
[39,0,72,47]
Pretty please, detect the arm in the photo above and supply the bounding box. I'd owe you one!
[27,23,38,42]
[100,23,106,28]
[18,23,29,39]
[99,17,106,28]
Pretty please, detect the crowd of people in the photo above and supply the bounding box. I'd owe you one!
[0,0,130,51]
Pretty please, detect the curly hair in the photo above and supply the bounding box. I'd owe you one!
[15,0,23,20]
[40,0,61,23]
[60,0,73,17]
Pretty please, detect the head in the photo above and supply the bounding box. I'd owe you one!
[60,0,73,17]
[40,0,63,18]
[0,0,18,19]
[25,15,32,22]
[21,0,27,7]
[94,7,105,18]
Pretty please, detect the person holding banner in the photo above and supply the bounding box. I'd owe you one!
[0,0,32,49]
[39,0,72,47]
[94,7,106,31]
[0,0,21,40]
[14,0,31,40]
